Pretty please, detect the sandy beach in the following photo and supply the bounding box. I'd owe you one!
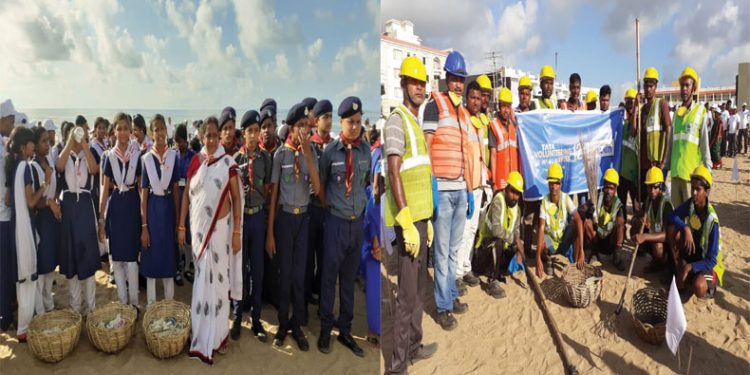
[382,155,750,375]
[0,266,379,374]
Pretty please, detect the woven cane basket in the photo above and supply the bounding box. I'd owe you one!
[562,264,603,308]
[631,287,668,344]
[27,309,82,363]
[142,300,191,359]
[86,303,137,353]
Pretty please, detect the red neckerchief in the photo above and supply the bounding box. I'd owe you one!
[240,145,258,190]
[370,138,381,152]
[339,132,361,198]
[152,144,169,167]
[310,132,332,146]
[114,143,132,164]
[283,135,301,180]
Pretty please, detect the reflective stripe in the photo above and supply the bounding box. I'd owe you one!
[401,155,431,171]
[395,106,420,160]
[673,133,700,145]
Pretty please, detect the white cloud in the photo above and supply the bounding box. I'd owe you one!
[231,0,302,63]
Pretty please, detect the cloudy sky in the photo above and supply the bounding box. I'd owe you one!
[0,0,380,111]
[382,0,749,101]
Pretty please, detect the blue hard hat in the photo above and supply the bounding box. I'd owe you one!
[444,51,467,78]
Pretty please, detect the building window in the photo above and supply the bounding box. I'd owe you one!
[394,68,400,80]
[393,49,403,62]
[434,57,441,71]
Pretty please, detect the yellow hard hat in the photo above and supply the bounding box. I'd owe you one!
[540,65,555,80]
[603,168,619,186]
[507,171,524,193]
[499,87,513,103]
[476,74,492,91]
[624,88,637,100]
[586,90,598,104]
[644,166,664,185]
[519,76,532,88]
[644,67,659,81]
[690,165,712,188]
[399,56,427,82]
[547,162,563,182]
[679,66,699,86]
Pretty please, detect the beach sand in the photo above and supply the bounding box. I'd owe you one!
[382,156,750,375]
[1,263,379,374]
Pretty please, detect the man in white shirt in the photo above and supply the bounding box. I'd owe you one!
[721,102,731,156]
[727,106,739,157]
[740,102,749,154]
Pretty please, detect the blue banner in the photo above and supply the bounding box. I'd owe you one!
[516,109,625,201]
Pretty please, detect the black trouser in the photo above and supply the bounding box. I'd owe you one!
[306,204,326,308]
[617,177,638,217]
[386,220,428,375]
[232,210,267,325]
[275,210,309,334]
[727,133,736,157]
[738,129,748,154]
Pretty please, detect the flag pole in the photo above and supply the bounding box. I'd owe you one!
[636,18,642,205]
[686,345,694,375]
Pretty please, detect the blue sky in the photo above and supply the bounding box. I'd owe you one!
[0,0,380,112]
[382,0,749,101]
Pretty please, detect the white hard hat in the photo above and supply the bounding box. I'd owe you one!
[0,99,17,119]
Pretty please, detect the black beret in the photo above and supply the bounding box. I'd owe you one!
[240,110,261,130]
[285,102,309,126]
[75,115,87,126]
[260,98,277,113]
[312,99,332,118]
[219,106,236,129]
[337,96,362,119]
[260,107,274,124]
[301,97,317,112]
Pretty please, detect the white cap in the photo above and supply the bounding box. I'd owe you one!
[0,99,17,119]
[743,102,747,107]
[14,112,28,127]
[43,119,57,131]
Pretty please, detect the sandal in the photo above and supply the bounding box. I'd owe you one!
[366,335,380,348]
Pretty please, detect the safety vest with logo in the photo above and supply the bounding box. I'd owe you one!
[645,194,672,233]
[542,194,570,249]
[644,98,666,163]
[488,116,519,191]
[595,194,623,239]
[621,115,638,182]
[430,91,475,190]
[534,98,556,110]
[687,202,724,286]
[670,101,706,180]
[384,105,434,227]
[476,192,519,251]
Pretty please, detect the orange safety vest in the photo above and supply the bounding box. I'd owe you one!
[488,116,519,191]
[431,91,475,190]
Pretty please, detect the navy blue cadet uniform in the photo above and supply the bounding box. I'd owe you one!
[231,110,272,339]
[318,97,370,356]
[269,103,320,349]
[306,99,333,316]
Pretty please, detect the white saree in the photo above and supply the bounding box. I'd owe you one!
[187,145,243,364]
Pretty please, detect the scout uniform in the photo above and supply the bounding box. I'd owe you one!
[231,110,271,341]
[318,97,370,357]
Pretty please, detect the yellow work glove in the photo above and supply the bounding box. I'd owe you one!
[427,220,434,248]
[395,207,421,257]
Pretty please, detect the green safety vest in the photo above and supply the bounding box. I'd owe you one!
[534,98,556,110]
[542,194,570,249]
[670,102,706,180]
[384,105,434,226]
[476,192,520,251]
[645,98,666,163]
[621,117,638,182]
[479,113,491,165]
[687,202,724,286]
[646,195,672,233]
[596,194,623,239]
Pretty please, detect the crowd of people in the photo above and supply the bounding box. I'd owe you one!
[0,96,383,365]
[382,52,731,374]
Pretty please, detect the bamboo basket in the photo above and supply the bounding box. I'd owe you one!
[86,303,137,353]
[631,287,668,344]
[562,264,603,308]
[142,300,191,359]
[28,309,82,363]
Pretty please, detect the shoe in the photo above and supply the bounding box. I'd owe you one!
[488,280,506,299]
[309,294,320,306]
[409,342,438,365]
[462,272,480,287]
[436,311,457,331]
[291,329,309,351]
[174,274,184,287]
[242,298,252,313]
[230,319,241,340]
[337,333,364,357]
[109,272,116,285]
[452,299,468,314]
[458,284,468,297]
[252,322,268,343]
[184,270,194,284]
[17,333,27,343]
[273,331,286,347]
[317,332,332,354]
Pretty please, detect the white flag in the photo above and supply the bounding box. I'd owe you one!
[666,276,687,355]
